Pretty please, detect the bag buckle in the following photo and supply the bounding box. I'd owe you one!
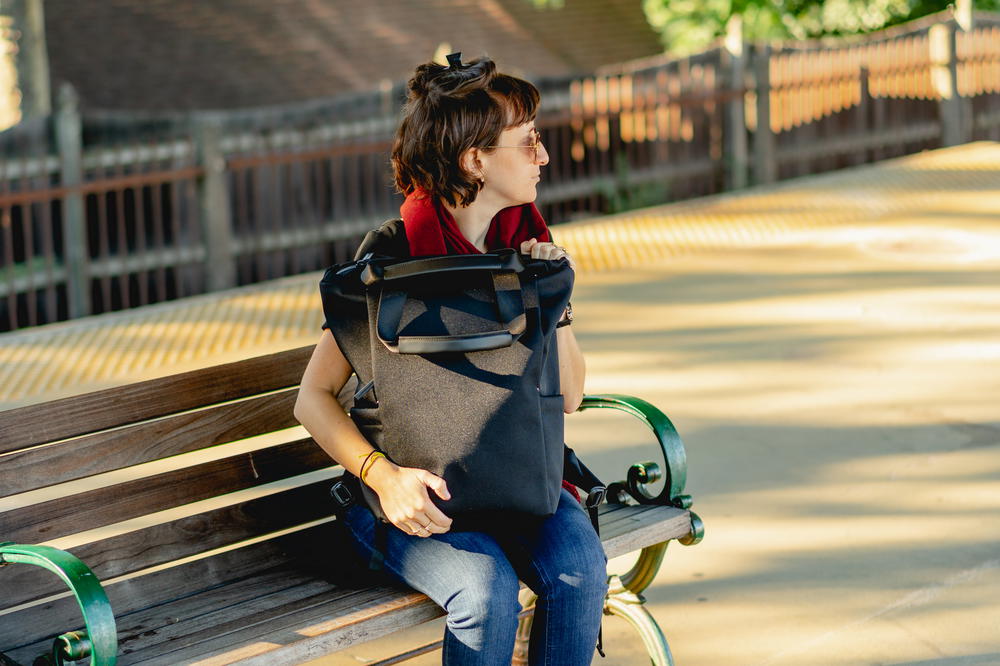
[330,480,355,509]
[585,486,606,509]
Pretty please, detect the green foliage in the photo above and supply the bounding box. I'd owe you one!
[601,152,672,215]
[642,0,1000,53]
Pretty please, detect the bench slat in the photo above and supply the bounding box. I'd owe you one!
[1,479,338,609]
[117,583,408,664]
[135,504,693,666]
[0,389,301,499]
[1,439,333,544]
[130,589,439,666]
[114,577,344,660]
[0,346,314,454]
[0,529,329,653]
[2,566,332,665]
[600,504,692,559]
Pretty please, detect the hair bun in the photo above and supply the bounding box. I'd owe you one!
[408,57,497,104]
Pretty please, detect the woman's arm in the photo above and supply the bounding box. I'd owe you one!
[556,323,586,413]
[294,330,452,535]
[294,331,378,478]
[520,238,586,412]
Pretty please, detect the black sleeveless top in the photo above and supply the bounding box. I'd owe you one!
[354,219,410,260]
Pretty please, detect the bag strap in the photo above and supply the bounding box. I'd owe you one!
[562,444,607,656]
[375,270,529,354]
[563,445,607,532]
[361,249,524,285]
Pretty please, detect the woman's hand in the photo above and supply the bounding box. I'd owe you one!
[365,459,453,537]
[521,238,575,270]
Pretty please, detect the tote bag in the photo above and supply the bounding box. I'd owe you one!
[320,249,573,529]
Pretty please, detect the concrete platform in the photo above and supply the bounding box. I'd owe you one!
[3,142,999,664]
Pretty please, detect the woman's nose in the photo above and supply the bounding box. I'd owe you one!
[536,141,550,166]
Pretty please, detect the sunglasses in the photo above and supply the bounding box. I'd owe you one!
[485,128,544,163]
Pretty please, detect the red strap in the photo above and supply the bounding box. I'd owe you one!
[562,479,581,502]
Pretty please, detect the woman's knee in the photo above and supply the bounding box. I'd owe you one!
[539,546,608,606]
[445,562,521,630]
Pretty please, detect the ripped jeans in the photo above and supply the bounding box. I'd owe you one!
[341,488,608,665]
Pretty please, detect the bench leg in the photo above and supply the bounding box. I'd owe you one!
[605,580,674,666]
[606,541,675,665]
[512,591,537,665]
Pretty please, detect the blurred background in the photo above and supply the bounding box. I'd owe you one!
[0,0,997,333]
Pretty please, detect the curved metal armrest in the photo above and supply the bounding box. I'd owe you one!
[578,394,704,545]
[0,543,117,665]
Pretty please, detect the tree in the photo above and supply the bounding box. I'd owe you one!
[642,0,1000,54]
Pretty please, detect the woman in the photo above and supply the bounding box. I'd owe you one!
[294,54,606,665]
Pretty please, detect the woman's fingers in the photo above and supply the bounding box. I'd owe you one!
[373,466,453,536]
[415,471,453,533]
[524,240,575,269]
[404,511,449,536]
[380,468,453,537]
[408,511,450,535]
[418,469,451,501]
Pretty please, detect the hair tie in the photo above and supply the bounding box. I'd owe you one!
[446,52,463,69]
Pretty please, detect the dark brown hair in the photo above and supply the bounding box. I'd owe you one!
[391,56,540,208]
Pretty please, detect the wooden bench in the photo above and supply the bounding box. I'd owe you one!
[0,346,704,666]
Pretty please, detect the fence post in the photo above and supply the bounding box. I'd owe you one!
[930,17,972,146]
[723,15,748,190]
[855,66,871,165]
[193,116,236,291]
[7,0,51,119]
[955,0,974,32]
[752,43,777,185]
[55,82,91,319]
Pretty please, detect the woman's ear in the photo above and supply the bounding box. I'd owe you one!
[460,147,485,181]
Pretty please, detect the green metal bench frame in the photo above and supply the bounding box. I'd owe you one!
[0,545,117,666]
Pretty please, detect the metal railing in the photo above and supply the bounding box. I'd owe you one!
[1,9,998,332]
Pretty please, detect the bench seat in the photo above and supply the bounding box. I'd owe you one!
[1,347,702,665]
[3,504,690,665]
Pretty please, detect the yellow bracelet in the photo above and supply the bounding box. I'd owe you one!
[360,451,386,485]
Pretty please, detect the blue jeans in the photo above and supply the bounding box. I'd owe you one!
[342,488,608,665]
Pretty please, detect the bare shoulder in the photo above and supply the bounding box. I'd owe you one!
[301,330,353,393]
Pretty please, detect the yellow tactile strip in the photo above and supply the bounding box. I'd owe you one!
[556,141,1000,272]
[1,142,997,408]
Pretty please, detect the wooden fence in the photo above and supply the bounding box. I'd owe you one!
[1,9,998,332]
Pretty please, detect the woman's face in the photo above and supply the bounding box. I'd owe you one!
[476,121,549,208]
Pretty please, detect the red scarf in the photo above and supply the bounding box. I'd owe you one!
[399,189,582,502]
[400,189,551,256]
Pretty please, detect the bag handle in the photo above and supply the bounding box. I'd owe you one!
[376,271,529,354]
[361,249,525,286]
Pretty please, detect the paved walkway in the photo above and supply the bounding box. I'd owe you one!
[3,142,999,664]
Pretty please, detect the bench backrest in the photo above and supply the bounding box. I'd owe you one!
[0,346,337,654]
